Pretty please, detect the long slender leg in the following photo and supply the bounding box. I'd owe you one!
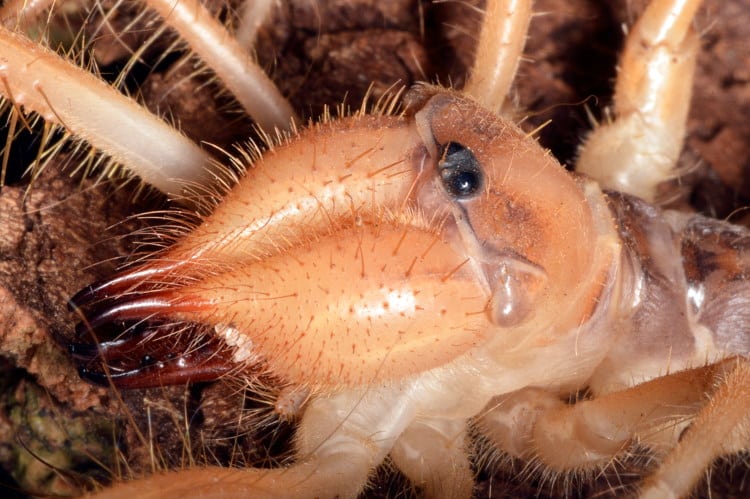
[639,359,750,499]
[92,389,417,499]
[235,0,275,49]
[463,0,533,116]
[478,362,726,471]
[390,418,473,498]
[476,387,565,461]
[92,461,365,499]
[0,25,214,194]
[576,0,703,203]
[144,0,297,132]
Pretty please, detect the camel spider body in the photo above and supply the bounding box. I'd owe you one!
[0,0,748,497]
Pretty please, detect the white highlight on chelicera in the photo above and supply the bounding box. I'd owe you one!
[354,289,417,320]
[215,323,259,364]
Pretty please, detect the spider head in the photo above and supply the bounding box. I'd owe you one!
[69,88,613,389]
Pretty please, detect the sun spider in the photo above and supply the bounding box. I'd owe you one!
[1,0,750,497]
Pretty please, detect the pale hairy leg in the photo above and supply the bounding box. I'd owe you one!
[475,387,565,461]
[463,0,533,116]
[236,0,276,49]
[576,0,703,203]
[0,25,214,194]
[92,389,418,499]
[477,362,729,472]
[144,0,297,132]
[639,358,750,499]
[390,417,473,498]
[0,0,295,194]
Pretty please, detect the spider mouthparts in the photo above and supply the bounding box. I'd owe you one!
[75,293,206,333]
[71,320,234,389]
[68,262,185,310]
[68,285,230,388]
[77,349,233,389]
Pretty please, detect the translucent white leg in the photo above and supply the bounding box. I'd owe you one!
[390,417,473,498]
[476,387,565,460]
[235,0,276,49]
[0,25,214,195]
[639,359,750,499]
[576,0,703,203]
[463,0,533,116]
[478,363,725,472]
[144,0,297,132]
[93,389,418,498]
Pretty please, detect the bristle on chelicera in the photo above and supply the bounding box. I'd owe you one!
[168,85,410,214]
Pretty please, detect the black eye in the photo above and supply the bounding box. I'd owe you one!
[438,142,483,198]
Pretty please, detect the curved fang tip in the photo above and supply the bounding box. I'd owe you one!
[68,262,186,310]
[72,318,235,389]
[78,343,234,389]
[69,289,229,388]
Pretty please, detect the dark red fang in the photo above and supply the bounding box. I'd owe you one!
[70,320,234,389]
[81,295,206,331]
[78,342,234,389]
[69,263,180,309]
[68,281,227,389]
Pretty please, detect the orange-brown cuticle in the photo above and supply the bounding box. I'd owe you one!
[174,225,489,386]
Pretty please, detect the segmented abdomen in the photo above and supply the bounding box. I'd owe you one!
[590,192,750,392]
